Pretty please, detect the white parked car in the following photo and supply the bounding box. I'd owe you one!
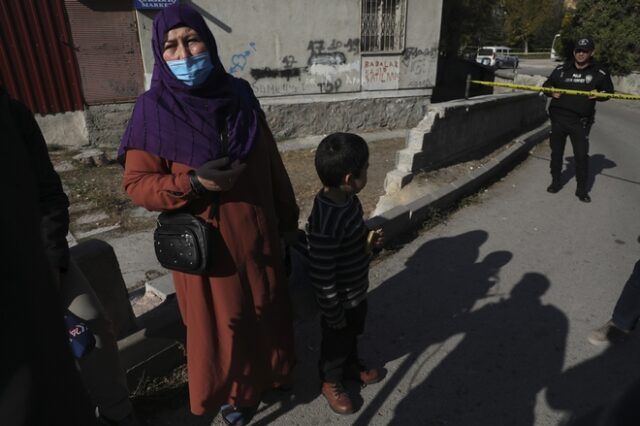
[476,46,519,69]
[550,33,562,61]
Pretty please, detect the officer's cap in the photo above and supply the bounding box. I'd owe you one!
[575,38,595,52]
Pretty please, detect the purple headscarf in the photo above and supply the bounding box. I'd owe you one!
[118,4,261,167]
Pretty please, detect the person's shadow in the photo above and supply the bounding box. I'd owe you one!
[562,154,616,192]
[349,230,521,425]
[546,332,640,425]
[390,273,567,425]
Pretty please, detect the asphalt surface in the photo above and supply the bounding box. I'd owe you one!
[517,58,558,78]
[137,97,640,424]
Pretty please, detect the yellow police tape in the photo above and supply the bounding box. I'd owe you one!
[470,80,640,101]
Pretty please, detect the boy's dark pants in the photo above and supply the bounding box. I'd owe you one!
[612,259,640,331]
[319,300,368,383]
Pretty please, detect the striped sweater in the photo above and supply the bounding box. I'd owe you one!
[307,192,370,326]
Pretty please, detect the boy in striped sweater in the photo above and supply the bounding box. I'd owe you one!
[307,132,384,415]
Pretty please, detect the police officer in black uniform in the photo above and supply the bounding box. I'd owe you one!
[542,37,614,203]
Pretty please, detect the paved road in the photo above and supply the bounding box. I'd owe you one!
[518,58,558,77]
[140,99,640,425]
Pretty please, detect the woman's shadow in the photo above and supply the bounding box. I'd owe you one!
[561,153,616,193]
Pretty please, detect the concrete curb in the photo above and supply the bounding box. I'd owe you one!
[118,297,186,390]
[121,121,550,387]
[366,122,550,242]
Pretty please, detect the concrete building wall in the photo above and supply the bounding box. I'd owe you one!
[135,0,442,97]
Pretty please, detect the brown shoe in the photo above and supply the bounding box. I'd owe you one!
[345,362,382,385]
[358,367,381,385]
[321,382,354,415]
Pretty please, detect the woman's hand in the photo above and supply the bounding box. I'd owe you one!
[195,157,246,191]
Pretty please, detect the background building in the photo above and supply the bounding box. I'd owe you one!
[1,0,443,144]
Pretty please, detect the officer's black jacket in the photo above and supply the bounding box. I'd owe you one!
[542,59,614,118]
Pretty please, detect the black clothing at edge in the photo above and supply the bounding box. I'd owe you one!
[8,95,70,271]
[542,59,614,196]
[1,87,97,425]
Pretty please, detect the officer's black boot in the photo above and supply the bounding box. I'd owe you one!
[547,177,562,194]
[575,184,591,203]
[576,190,591,203]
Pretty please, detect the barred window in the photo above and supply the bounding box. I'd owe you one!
[361,0,407,53]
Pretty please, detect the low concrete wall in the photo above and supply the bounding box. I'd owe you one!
[35,111,88,147]
[498,70,640,97]
[37,92,431,147]
[85,103,135,146]
[262,91,431,139]
[612,71,640,96]
[495,72,547,87]
[71,239,138,339]
[384,92,548,193]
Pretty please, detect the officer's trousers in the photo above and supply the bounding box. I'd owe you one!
[549,112,593,194]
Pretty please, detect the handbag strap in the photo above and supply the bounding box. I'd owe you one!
[208,120,229,221]
[208,192,220,220]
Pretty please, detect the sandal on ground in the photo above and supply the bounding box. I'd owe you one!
[219,404,257,426]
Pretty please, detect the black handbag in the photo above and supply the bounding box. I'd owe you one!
[154,122,227,274]
[154,211,214,274]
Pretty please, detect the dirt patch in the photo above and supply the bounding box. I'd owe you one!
[51,148,154,236]
[281,137,405,223]
[53,137,406,239]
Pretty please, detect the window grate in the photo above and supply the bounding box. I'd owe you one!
[361,0,406,53]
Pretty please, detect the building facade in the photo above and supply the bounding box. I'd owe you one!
[1,0,443,144]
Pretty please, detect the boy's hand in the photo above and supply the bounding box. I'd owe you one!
[367,229,385,253]
[371,229,384,249]
[328,318,347,330]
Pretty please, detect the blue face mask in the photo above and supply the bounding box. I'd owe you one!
[166,52,214,87]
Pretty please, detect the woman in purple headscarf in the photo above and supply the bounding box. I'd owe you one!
[120,4,299,423]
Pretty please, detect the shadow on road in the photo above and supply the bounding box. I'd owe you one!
[347,230,568,426]
[561,153,617,192]
[388,272,566,425]
[546,335,640,425]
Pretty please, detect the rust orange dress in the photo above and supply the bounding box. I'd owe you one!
[122,121,298,415]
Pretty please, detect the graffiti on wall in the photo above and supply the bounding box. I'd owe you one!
[307,39,360,55]
[281,55,298,69]
[242,39,436,95]
[363,58,400,85]
[228,42,257,74]
[250,38,361,96]
[401,46,439,76]
[309,52,347,66]
[317,79,342,93]
[250,67,302,82]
